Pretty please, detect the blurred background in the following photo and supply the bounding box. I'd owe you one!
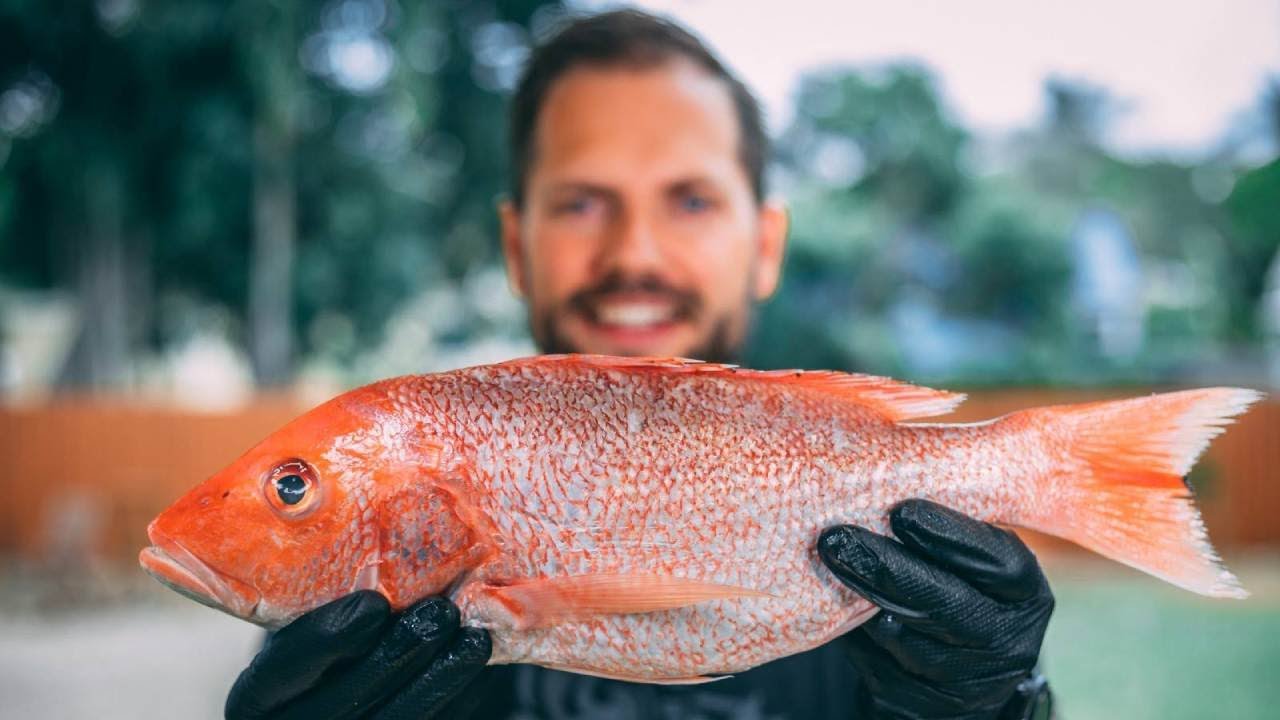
[1,1,1277,718]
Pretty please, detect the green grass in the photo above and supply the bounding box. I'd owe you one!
[1040,558,1280,720]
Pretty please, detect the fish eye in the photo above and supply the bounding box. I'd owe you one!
[275,474,307,505]
[264,460,320,518]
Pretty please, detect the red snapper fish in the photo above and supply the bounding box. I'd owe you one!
[140,355,1258,682]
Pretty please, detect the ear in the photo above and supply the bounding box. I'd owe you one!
[499,199,528,299]
[752,200,789,300]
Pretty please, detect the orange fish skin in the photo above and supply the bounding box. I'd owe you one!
[141,389,398,625]
[140,355,1258,683]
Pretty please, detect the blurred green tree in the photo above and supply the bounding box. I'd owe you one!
[0,0,557,389]
[778,65,969,224]
[2,10,1274,390]
[1225,157,1280,335]
[1,0,245,387]
[1222,80,1280,340]
[760,65,1075,380]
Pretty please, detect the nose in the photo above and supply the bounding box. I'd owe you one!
[596,207,665,275]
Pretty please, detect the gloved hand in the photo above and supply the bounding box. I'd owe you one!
[225,592,491,720]
[818,499,1055,720]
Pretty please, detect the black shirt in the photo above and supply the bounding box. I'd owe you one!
[469,641,864,720]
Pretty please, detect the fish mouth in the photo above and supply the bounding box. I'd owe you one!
[139,523,261,620]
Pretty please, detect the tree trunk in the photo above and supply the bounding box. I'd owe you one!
[249,116,295,387]
[57,162,130,390]
[246,2,297,388]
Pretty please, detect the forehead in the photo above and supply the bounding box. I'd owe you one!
[531,59,745,188]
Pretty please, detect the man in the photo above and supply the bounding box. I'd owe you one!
[224,10,1054,720]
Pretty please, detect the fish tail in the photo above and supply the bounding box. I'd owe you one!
[1011,388,1262,599]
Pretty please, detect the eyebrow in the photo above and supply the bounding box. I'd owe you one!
[545,175,723,199]
[664,176,722,196]
[543,182,619,200]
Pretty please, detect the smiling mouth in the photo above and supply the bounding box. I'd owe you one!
[139,524,261,620]
[594,301,677,328]
[576,292,700,332]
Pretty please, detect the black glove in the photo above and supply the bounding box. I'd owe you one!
[225,592,491,720]
[818,499,1055,720]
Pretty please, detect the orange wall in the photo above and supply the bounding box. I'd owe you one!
[1,398,304,562]
[2,391,1276,562]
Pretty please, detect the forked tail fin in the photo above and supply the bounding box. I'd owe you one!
[1011,388,1262,598]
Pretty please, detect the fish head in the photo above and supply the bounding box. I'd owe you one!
[140,387,414,628]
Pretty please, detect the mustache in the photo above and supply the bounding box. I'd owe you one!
[565,273,703,323]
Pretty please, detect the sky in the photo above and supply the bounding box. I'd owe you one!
[608,0,1280,159]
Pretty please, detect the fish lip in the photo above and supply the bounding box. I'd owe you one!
[139,545,223,611]
[140,523,261,619]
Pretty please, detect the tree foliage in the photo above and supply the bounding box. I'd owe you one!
[1,0,557,387]
[752,66,1277,385]
[1,8,1276,389]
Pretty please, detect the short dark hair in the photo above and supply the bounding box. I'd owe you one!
[508,9,768,207]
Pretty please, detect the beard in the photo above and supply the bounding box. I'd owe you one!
[529,271,751,364]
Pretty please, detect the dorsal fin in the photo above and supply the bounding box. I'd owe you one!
[498,354,965,421]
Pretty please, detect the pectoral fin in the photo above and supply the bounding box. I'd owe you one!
[480,573,772,629]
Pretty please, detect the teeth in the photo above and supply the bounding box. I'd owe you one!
[596,303,674,327]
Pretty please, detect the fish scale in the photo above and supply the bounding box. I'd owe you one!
[405,360,1026,678]
[141,354,1259,683]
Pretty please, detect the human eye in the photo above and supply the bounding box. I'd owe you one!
[553,194,598,216]
[673,189,717,215]
[681,195,709,212]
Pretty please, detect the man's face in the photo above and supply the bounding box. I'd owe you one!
[500,59,787,361]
